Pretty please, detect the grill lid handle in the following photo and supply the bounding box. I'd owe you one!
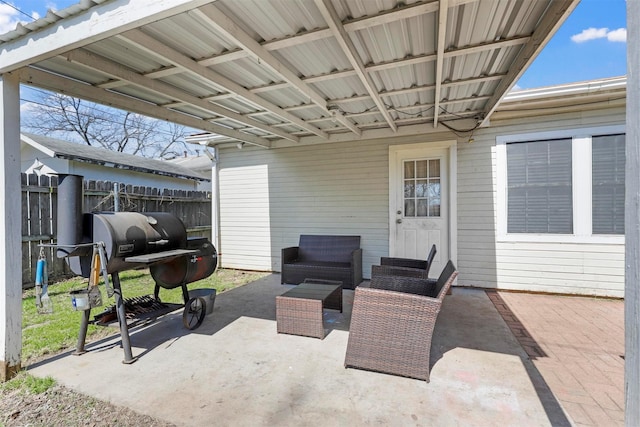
[148,239,169,246]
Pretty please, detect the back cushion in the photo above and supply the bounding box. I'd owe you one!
[433,261,456,297]
[298,235,360,262]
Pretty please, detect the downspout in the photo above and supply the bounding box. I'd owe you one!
[203,145,221,263]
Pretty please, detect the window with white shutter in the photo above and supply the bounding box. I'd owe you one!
[592,134,625,234]
[506,138,573,234]
[496,124,625,243]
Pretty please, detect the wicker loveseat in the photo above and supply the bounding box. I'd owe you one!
[344,260,458,381]
[281,235,363,289]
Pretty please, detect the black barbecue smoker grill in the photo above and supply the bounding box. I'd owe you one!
[56,174,217,363]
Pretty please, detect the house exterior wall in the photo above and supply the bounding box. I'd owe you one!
[458,106,626,297]
[218,105,625,297]
[218,139,389,275]
[217,133,454,277]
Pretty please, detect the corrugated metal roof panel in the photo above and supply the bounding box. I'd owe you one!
[144,13,230,60]
[2,0,580,147]
[274,39,354,78]
[84,38,168,73]
[36,58,111,86]
[0,0,111,42]
[217,0,324,42]
[211,58,286,92]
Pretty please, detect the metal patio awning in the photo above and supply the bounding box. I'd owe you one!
[0,0,579,148]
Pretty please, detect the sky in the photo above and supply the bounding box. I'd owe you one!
[0,0,628,90]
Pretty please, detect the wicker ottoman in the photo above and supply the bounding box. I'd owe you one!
[276,279,342,339]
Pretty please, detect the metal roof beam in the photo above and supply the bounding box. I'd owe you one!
[18,67,273,148]
[194,5,327,109]
[315,0,397,132]
[433,0,449,127]
[62,49,299,143]
[283,110,479,134]
[102,31,528,96]
[194,3,361,136]
[247,74,504,118]
[120,29,327,139]
[244,36,528,96]
[480,0,580,126]
[370,35,530,73]
[134,0,444,80]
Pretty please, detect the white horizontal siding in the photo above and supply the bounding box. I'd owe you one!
[217,106,625,296]
[217,138,393,277]
[218,161,272,270]
[457,106,626,297]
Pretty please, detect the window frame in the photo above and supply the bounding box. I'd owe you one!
[402,158,442,218]
[496,124,625,244]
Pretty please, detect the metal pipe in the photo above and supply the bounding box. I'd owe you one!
[56,174,87,258]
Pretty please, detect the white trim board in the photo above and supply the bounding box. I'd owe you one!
[388,140,458,265]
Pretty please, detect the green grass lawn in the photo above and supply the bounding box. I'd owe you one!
[20,268,269,365]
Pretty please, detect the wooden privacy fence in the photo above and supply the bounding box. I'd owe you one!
[22,173,212,287]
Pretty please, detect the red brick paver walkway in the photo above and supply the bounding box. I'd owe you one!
[487,291,624,427]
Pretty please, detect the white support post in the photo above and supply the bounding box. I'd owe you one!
[0,72,22,381]
[625,0,640,423]
[211,146,221,262]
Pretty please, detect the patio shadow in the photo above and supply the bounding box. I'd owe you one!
[430,288,570,426]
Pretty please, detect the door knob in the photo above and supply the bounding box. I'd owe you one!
[396,218,402,224]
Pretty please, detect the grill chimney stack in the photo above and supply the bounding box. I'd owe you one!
[56,174,87,258]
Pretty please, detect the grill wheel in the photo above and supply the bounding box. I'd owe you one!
[183,297,206,329]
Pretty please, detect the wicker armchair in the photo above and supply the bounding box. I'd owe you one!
[345,260,457,382]
[380,244,437,276]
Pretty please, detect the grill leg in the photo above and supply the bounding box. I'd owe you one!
[181,283,190,304]
[112,273,137,364]
[73,309,91,355]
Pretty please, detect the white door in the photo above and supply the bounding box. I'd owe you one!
[389,145,450,277]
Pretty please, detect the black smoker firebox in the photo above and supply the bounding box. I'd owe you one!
[57,174,217,363]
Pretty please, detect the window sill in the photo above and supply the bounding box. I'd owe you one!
[497,234,625,245]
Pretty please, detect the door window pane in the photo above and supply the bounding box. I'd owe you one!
[592,134,625,234]
[405,199,415,217]
[416,160,427,178]
[404,181,415,198]
[417,199,428,216]
[404,162,415,179]
[403,159,441,217]
[507,139,573,233]
[416,180,428,197]
[428,159,440,178]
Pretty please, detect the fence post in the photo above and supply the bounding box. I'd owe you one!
[114,182,120,212]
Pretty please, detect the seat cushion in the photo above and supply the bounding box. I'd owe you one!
[287,260,351,269]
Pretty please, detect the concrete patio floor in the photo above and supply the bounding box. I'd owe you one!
[27,274,622,426]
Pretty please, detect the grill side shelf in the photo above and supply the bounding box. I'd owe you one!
[124,249,197,264]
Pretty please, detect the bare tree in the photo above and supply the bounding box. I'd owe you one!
[22,92,191,159]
